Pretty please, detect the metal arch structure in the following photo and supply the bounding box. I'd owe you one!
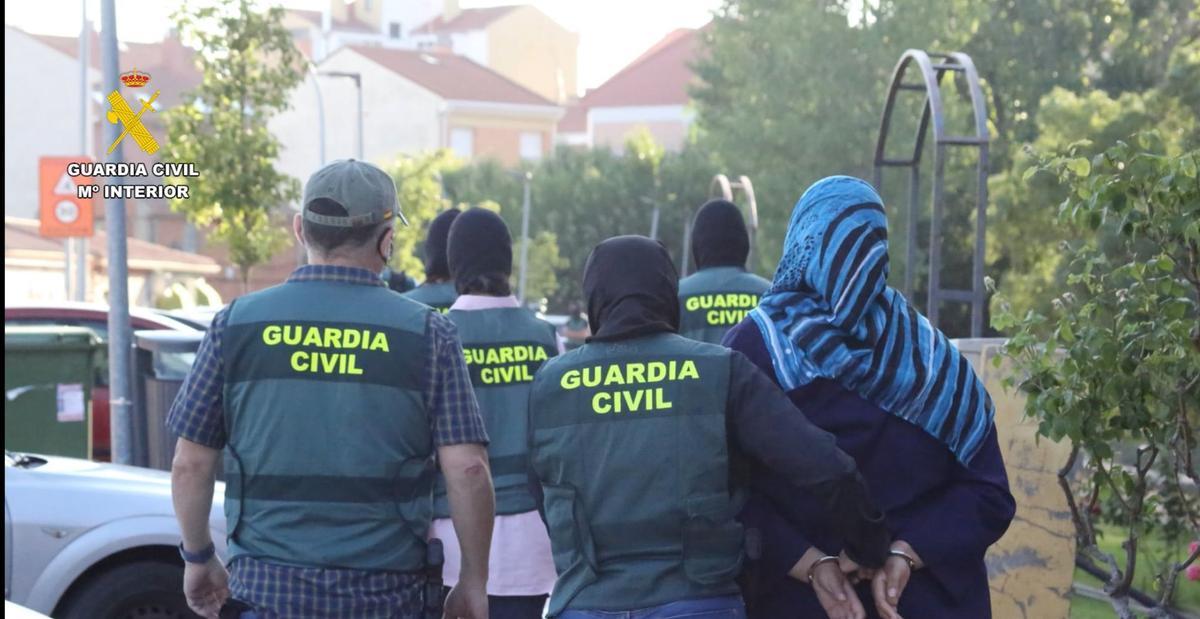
[872,49,990,337]
[680,174,761,277]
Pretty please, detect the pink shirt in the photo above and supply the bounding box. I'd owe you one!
[428,294,558,595]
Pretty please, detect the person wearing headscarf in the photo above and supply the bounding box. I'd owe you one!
[428,208,560,619]
[678,199,771,343]
[404,208,461,311]
[526,235,890,619]
[726,176,1015,619]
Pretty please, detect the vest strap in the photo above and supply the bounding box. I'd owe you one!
[228,472,427,503]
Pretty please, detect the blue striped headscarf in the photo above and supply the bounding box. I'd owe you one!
[750,176,994,464]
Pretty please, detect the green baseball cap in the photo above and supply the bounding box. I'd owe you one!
[302,159,409,227]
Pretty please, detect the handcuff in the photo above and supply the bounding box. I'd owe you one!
[807,555,841,584]
[888,548,918,570]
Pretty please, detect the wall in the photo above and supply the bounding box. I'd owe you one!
[957,339,1077,619]
[486,6,578,103]
[271,48,446,188]
[589,104,692,153]
[447,109,555,166]
[4,28,99,219]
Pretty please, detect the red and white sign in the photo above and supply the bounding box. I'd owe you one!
[39,156,95,238]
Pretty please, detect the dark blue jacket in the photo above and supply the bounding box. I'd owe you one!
[725,320,1015,618]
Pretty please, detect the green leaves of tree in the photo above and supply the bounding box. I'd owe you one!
[162,0,303,287]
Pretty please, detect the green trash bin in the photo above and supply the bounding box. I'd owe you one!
[4,326,100,459]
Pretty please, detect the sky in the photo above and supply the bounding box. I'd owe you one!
[3,0,722,94]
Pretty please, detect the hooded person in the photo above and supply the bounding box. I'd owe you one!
[678,199,771,343]
[526,235,890,619]
[725,176,1015,619]
[404,207,461,311]
[429,207,560,619]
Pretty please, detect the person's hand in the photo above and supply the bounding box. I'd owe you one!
[871,541,922,619]
[182,555,229,619]
[443,577,488,619]
[838,550,875,584]
[790,548,865,619]
[811,558,866,619]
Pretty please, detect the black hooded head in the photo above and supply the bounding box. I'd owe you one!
[423,208,461,280]
[583,235,680,342]
[447,208,513,295]
[691,199,750,269]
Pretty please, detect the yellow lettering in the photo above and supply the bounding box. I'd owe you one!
[303,327,322,347]
[323,328,342,349]
[290,350,308,372]
[686,297,700,312]
[343,329,361,349]
[647,362,667,382]
[347,354,363,375]
[283,325,302,346]
[370,332,389,352]
[592,391,612,414]
[679,360,699,380]
[604,364,626,386]
[582,367,601,388]
[562,369,580,389]
[626,363,645,384]
[263,325,281,345]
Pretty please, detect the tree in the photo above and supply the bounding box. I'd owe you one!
[692,0,1198,335]
[514,231,567,304]
[385,149,460,281]
[992,136,1199,617]
[163,0,303,290]
[441,139,717,310]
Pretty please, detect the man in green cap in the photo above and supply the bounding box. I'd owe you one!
[168,159,495,618]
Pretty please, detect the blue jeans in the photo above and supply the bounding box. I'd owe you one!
[558,595,746,619]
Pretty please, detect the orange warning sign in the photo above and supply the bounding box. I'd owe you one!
[39,156,95,238]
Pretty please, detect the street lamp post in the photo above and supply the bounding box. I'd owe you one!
[308,63,325,167]
[319,71,363,159]
[518,171,532,305]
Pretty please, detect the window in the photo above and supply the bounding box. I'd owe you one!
[389,22,402,38]
[450,128,474,158]
[519,131,544,161]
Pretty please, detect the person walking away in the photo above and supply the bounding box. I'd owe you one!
[167,160,495,619]
[560,302,589,351]
[527,235,891,619]
[727,176,1015,619]
[678,199,770,344]
[428,208,559,618]
[405,208,462,312]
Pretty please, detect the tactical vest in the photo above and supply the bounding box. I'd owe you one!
[222,280,434,572]
[404,281,458,313]
[677,267,771,344]
[529,333,744,616]
[434,307,558,518]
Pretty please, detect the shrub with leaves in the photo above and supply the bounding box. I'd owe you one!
[993,134,1199,617]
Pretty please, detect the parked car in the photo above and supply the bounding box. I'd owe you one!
[4,450,225,618]
[4,304,198,461]
[155,308,221,332]
[4,600,52,618]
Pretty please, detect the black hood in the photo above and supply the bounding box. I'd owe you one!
[691,199,750,269]
[447,207,512,287]
[583,235,680,342]
[423,208,461,280]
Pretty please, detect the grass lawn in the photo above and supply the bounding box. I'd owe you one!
[1068,524,1200,617]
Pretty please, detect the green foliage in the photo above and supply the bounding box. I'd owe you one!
[993,137,1199,615]
[443,140,718,310]
[693,0,1199,336]
[515,231,568,304]
[383,149,461,281]
[163,0,303,288]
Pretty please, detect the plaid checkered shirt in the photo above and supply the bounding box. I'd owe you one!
[166,265,488,618]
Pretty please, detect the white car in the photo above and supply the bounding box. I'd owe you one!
[5,450,226,618]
